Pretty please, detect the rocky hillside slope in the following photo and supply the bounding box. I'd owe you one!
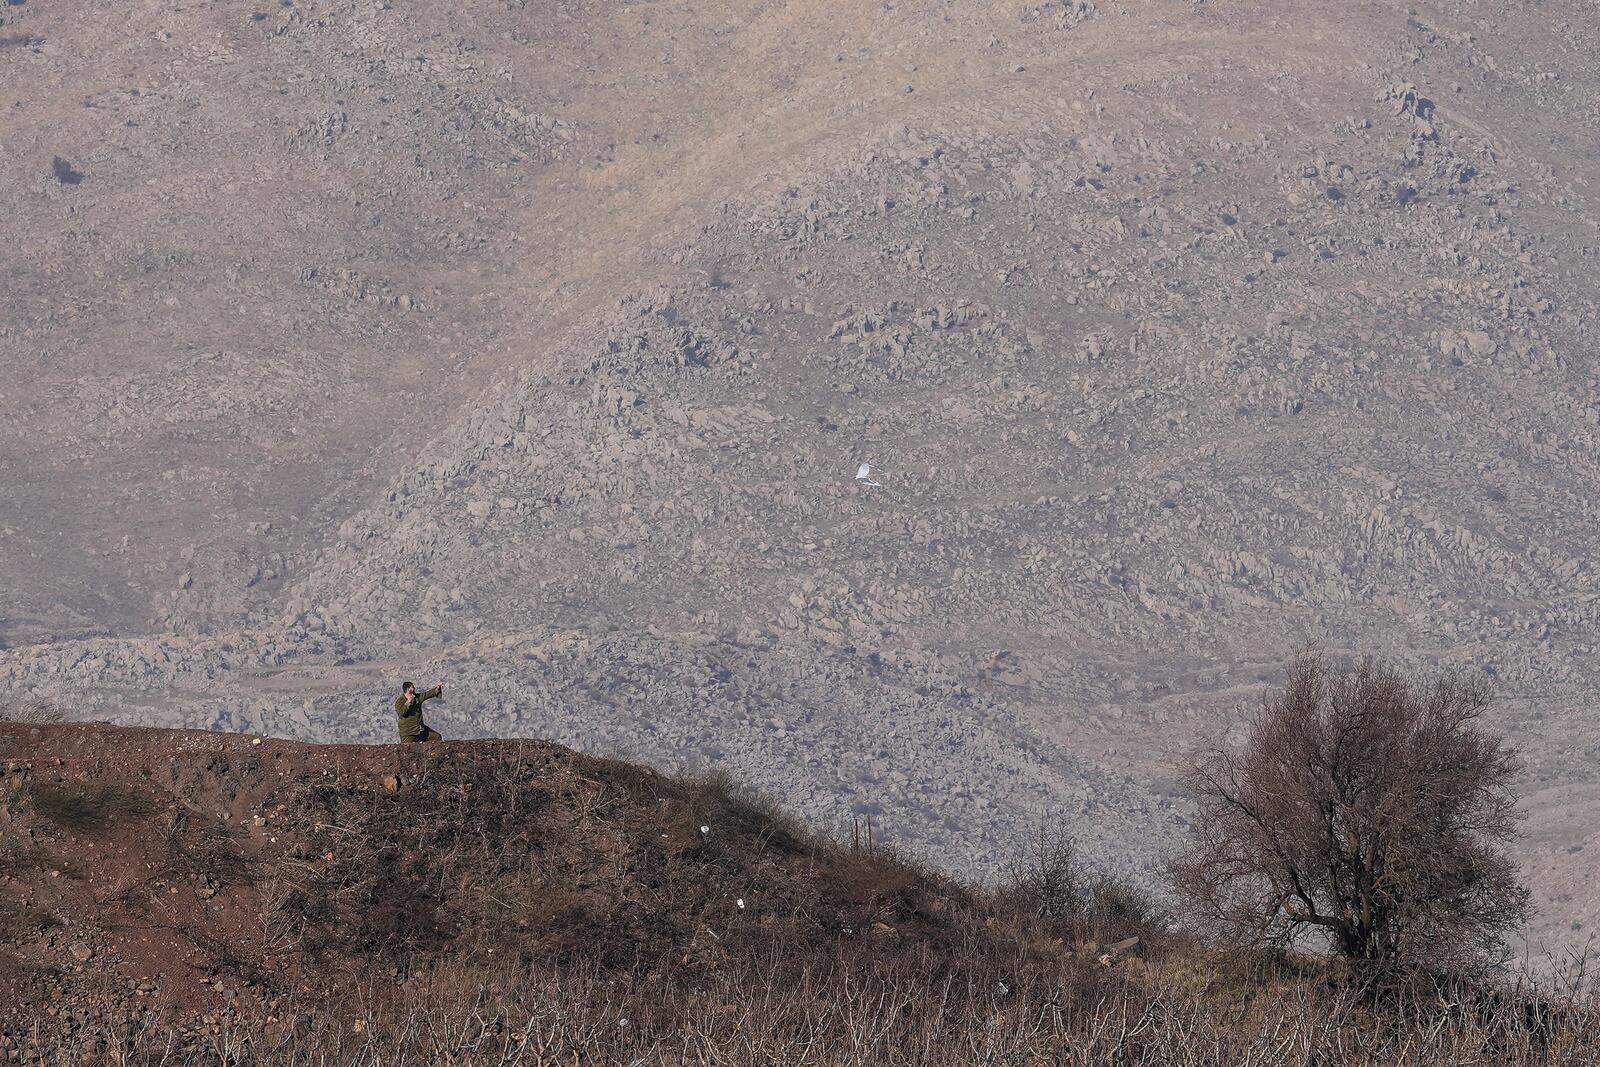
[4,0,1600,953]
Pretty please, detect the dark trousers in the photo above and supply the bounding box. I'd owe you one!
[404,727,443,743]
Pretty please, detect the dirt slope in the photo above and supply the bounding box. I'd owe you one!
[0,722,975,1037]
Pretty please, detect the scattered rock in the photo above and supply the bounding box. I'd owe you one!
[51,157,84,186]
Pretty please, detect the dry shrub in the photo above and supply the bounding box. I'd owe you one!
[29,952,1600,1067]
[1173,653,1528,974]
[997,817,1161,948]
[679,764,817,855]
[162,809,255,889]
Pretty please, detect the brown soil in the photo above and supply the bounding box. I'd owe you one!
[0,723,977,1035]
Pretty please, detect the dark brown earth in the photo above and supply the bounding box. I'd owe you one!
[0,722,978,1038]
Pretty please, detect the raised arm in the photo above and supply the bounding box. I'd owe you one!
[418,684,443,703]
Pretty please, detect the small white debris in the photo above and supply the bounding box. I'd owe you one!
[736,898,746,909]
[855,463,883,488]
[700,825,710,835]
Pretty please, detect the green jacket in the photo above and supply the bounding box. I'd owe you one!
[394,686,442,741]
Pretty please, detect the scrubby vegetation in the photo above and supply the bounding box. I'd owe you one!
[17,763,1598,1067]
[1172,654,1529,974]
[2,664,1590,1066]
[27,950,1600,1066]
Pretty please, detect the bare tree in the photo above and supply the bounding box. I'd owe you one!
[1002,818,1084,925]
[1000,817,1160,944]
[1171,653,1529,972]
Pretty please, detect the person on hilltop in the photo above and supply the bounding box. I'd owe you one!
[394,680,445,743]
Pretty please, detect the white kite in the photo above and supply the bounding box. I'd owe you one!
[855,462,882,488]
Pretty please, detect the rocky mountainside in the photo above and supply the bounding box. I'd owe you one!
[4,0,1600,952]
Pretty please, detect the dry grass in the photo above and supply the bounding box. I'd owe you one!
[26,952,1600,1067]
[25,783,152,834]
